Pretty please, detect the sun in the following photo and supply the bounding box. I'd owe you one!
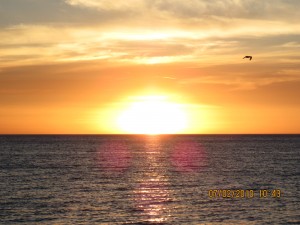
[117,95,187,134]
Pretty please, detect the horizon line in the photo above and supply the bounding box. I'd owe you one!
[0,133,299,136]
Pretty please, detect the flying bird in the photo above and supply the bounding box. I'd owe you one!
[243,56,252,60]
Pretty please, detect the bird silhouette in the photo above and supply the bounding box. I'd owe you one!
[243,56,252,60]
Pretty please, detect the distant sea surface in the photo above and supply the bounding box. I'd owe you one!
[0,135,299,224]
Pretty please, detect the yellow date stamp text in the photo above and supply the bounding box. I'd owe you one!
[208,189,281,198]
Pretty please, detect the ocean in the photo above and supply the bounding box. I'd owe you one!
[0,135,299,224]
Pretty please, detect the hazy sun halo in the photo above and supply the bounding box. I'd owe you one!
[117,95,187,134]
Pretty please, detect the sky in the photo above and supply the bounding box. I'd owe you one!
[1,0,300,134]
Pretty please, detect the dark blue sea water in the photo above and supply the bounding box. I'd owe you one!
[0,135,299,224]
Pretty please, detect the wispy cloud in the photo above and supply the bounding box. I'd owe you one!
[64,0,300,21]
[1,0,300,79]
[65,0,145,11]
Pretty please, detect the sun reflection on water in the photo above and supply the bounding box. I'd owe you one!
[132,136,173,224]
[95,136,207,223]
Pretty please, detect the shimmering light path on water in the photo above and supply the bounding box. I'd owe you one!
[0,135,299,224]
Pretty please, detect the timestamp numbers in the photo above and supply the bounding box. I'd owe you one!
[259,189,281,198]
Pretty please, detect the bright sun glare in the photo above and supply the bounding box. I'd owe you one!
[118,95,187,134]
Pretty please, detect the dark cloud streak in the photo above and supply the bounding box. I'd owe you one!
[0,0,130,27]
[1,0,300,28]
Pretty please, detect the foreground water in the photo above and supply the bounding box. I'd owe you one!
[0,135,299,224]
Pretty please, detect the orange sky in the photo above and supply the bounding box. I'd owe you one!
[1,0,300,134]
